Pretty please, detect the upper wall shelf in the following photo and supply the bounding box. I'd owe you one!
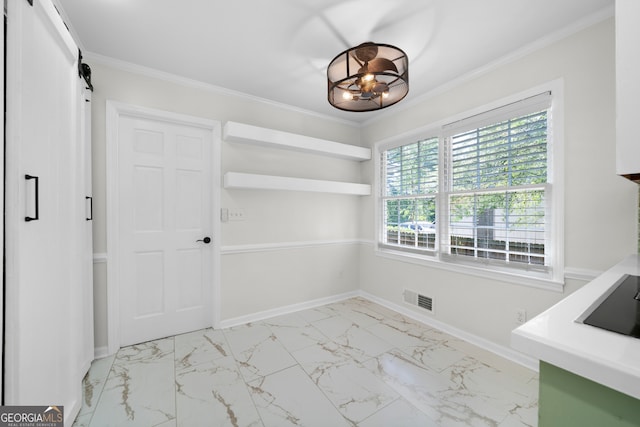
[223,121,371,161]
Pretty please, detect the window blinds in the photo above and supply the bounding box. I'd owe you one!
[442,92,551,269]
[385,137,439,196]
[382,137,438,251]
[379,91,553,275]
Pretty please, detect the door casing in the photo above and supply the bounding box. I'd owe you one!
[106,101,221,355]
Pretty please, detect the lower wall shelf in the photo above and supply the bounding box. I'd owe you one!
[224,172,371,196]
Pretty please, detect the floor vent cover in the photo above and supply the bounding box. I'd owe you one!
[403,289,434,313]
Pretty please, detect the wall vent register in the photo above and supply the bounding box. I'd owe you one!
[403,289,434,313]
[581,274,640,339]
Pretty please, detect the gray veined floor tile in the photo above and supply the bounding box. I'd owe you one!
[394,313,443,332]
[259,312,329,352]
[324,299,387,328]
[379,315,466,348]
[399,343,468,373]
[248,365,351,427]
[223,323,297,381]
[437,356,538,426]
[71,411,91,427]
[311,313,361,339]
[366,321,468,372]
[312,315,394,359]
[309,360,400,423]
[296,304,341,323]
[339,306,386,328]
[364,300,412,321]
[114,337,175,365]
[365,321,439,349]
[329,296,374,309]
[174,328,230,371]
[447,339,538,383]
[258,312,310,329]
[498,400,538,427]
[79,355,116,417]
[293,339,369,377]
[364,349,483,426]
[223,323,275,355]
[358,398,439,427]
[89,342,176,427]
[366,349,537,427]
[421,326,467,345]
[175,356,263,427]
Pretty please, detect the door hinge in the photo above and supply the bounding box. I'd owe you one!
[78,50,94,91]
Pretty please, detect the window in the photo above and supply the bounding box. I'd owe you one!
[379,91,559,282]
[382,137,439,253]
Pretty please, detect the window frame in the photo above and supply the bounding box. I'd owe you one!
[374,82,565,291]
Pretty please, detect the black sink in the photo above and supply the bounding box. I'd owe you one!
[583,274,640,338]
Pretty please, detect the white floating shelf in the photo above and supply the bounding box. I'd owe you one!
[224,172,371,196]
[223,121,371,161]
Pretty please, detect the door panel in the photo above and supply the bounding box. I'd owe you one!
[176,248,204,310]
[118,115,213,346]
[135,251,165,317]
[176,170,203,228]
[134,166,164,230]
[4,0,86,422]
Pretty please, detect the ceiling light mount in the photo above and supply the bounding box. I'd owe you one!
[327,42,409,112]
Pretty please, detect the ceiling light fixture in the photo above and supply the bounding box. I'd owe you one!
[327,42,409,112]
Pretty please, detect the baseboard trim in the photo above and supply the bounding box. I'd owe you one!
[94,346,110,360]
[358,291,539,372]
[218,290,360,329]
[93,252,108,264]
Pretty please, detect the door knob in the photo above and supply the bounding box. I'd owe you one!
[196,237,211,244]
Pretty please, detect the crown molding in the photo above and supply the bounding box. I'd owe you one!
[363,5,615,127]
[83,51,362,129]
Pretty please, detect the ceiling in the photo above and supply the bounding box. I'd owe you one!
[55,0,614,124]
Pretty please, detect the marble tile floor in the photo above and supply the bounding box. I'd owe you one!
[73,297,538,427]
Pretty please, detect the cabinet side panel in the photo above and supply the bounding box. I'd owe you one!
[539,361,640,427]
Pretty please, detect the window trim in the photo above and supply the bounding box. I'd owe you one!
[374,80,565,290]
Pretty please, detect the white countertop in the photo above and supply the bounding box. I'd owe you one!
[511,255,640,400]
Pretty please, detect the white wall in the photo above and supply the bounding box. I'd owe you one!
[88,63,363,350]
[359,17,639,347]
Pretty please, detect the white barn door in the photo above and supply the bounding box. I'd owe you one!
[114,110,216,347]
[4,0,85,422]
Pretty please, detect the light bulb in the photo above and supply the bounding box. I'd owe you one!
[382,91,390,98]
[363,74,374,82]
[342,91,352,100]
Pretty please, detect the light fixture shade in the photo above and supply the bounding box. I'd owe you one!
[327,42,409,112]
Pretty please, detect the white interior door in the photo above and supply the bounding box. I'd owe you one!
[117,113,214,347]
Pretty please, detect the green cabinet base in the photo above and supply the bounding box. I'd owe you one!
[539,361,640,427]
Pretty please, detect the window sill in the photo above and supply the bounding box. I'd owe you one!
[375,245,565,293]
